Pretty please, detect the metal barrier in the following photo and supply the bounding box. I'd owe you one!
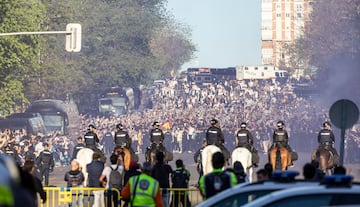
[40,187,202,207]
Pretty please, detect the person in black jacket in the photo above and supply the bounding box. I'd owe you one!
[151,151,173,206]
[22,160,47,206]
[170,159,191,207]
[317,121,339,166]
[36,143,54,186]
[86,153,105,207]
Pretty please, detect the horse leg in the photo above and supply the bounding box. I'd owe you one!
[319,155,327,174]
[269,149,276,171]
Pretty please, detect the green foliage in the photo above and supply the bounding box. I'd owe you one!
[0,0,196,113]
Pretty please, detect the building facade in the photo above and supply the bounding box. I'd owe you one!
[261,0,313,66]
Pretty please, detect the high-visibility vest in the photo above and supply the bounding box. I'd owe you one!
[0,185,13,206]
[129,174,159,207]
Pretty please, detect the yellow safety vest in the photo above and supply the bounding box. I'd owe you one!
[129,174,159,207]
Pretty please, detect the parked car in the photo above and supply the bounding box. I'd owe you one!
[243,175,360,207]
[196,171,320,207]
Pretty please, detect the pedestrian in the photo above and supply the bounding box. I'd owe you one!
[64,159,85,207]
[22,160,47,206]
[256,168,270,182]
[170,159,191,207]
[99,153,124,207]
[123,161,141,207]
[198,152,237,200]
[36,142,54,186]
[121,162,164,207]
[86,152,105,207]
[151,151,173,207]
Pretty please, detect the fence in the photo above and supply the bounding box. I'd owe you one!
[39,187,202,207]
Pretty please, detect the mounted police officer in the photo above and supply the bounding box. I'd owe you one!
[205,118,230,163]
[114,123,133,151]
[84,124,105,162]
[84,124,100,150]
[72,136,85,160]
[36,143,54,186]
[317,121,339,166]
[236,122,259,167]
[270,121,297,166]
[146,121,165,160]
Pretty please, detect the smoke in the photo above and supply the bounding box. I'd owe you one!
[314,53,360,111]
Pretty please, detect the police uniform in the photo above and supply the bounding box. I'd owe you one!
[84,130,99,149]
[37,146,54,186]
[236,126,259,166]
[317,125,339,165]
[271,123,297,163]
[72,142,85,160]
[114,128,131,148]
[205,123,230,161]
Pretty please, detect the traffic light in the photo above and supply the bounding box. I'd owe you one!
[66,23,82,52]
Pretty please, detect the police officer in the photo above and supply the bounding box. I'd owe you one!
[145,121,166,161]
[271,121,296,166]
[36,143,54,186]
[236,122,259,167]
[72,136,85,160]
[318,121,339,166]
[84,124,100,150]
[206,119,230,162]
[114,123,132,150]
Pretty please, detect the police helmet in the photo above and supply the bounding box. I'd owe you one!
[88,124,96,130]
[240,122,247,128]
[277,121,285,127]
[210,118,218,125]
[323,121,331,128]
[116,123,124,130]
[152,121,160,127]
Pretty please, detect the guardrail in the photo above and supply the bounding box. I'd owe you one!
[40,187,202,207]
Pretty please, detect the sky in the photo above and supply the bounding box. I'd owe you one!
[166,0,262,70]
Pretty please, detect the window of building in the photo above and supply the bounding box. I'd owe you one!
[277,13,281,17]
[297,13,302,18]
[286,13,290,18]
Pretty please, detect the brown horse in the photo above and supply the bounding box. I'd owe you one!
[311,148,334,175]
[146,144,173,166]
[269,146,291,171]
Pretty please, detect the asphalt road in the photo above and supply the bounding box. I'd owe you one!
[49,151,360,187]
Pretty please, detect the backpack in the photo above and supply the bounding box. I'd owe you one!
[109,166,123,190]
[204,172,231,198]
[172,169,188,188]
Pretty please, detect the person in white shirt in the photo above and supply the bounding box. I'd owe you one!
[99,153,124,207]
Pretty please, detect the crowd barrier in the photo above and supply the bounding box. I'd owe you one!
[40,187,202,207]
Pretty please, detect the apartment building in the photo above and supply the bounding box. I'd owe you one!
[261,0,313,66]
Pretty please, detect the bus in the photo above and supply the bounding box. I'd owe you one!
[98,87,130,116]
[0,112,48,135]
[25,99,80,139]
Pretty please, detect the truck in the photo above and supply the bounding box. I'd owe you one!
[236,65,289,81]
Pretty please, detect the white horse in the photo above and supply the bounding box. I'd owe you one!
[231,147,254,183]
[201,145,222,175]
[76,148,94,187]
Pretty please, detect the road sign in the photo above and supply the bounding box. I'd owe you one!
[66,23,82,52]
[329,99,359,166]
[329,99,359,129]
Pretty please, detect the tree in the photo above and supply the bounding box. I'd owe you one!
[301,0,360,103]
[0,0,45,115]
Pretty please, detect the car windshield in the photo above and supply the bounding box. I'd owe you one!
[211,189,276,207]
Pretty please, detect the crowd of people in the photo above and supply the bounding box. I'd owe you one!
[0,77,359,181]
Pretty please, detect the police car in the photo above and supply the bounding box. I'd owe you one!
[243,175,360,207]
[196,171,320,207]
